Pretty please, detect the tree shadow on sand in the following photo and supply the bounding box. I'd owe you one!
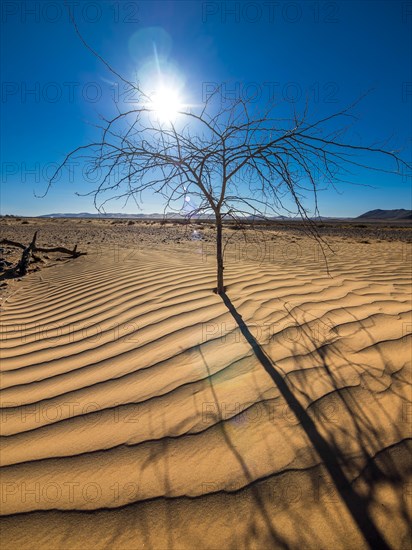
[218,291,398,550]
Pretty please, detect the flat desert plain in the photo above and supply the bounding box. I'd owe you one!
[0,217,411,549]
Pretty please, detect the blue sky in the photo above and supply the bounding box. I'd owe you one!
[1,0,411,217]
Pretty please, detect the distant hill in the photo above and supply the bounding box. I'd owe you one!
[31,209,410,221]
[357,209,412,220]
[37,212,286,221]
[36,213,329,222]
[38,212,182,219]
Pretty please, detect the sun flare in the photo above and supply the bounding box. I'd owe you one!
[151,87,181,123]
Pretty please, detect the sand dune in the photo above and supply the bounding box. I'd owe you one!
[0,229,411,549]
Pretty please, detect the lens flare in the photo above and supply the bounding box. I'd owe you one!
[151,87,181,123]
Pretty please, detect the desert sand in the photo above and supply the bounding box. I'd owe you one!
[0,217,411,549]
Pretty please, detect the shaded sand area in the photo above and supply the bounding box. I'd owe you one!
[0,220,411,549]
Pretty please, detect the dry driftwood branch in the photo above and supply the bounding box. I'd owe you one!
[15,231,38,276]
[35,244,83,257]
[0,237,86,258]
[0,239,26,250]
[0,232,87,278]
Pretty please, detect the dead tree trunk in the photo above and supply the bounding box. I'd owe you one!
[16,231,37,276]
[0,232,87,279]
[215,214,225,295]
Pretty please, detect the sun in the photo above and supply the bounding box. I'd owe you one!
[151,87,181,123]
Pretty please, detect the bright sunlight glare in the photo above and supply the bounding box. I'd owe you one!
[151,87,182,123]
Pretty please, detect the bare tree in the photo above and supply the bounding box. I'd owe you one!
[46,87,409,294]
[45,11,410,294]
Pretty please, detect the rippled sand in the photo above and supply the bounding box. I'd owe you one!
[0,223,411,549]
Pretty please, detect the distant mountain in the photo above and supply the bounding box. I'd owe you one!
[357,209,412,220]
[244,214,289,221]
[37,213,313,221]
[35,212,347,221]
[38,212,183,219]
[34,210,411,221]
